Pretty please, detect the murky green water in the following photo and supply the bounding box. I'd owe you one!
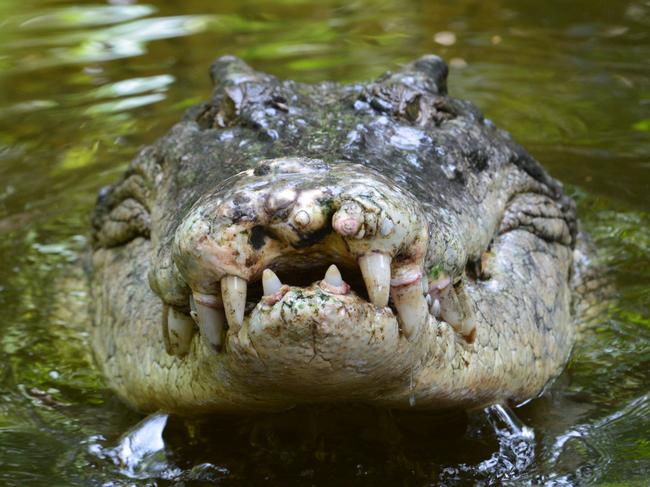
[1,0,648,485]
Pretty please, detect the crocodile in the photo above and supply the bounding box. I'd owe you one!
[88,55,580,415]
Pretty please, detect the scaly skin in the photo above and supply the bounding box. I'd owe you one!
[88,55,578,414]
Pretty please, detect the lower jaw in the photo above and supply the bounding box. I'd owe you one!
[217,284,435,401]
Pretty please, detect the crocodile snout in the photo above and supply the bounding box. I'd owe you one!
[166,157,432,358]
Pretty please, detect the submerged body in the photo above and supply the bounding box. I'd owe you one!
[89,55,578,414]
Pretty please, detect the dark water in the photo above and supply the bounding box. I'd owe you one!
[0,0,648,485]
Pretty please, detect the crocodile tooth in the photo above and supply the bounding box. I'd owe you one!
[359,253,391,307]
[262,268,283,296]
[194,295,226,352]
[439,285,462,322]
[432,298,441,318]
[221,275,247,331]
[439,286,475,338]
[189,294,199,325]
[421,273,429,294]
[324,264,344,287]
[167,307,195,356]
[332,201,363,237]
[391,280,428,340]
[292,209,311,228]
[319,264,350,294]
[380,217,394,236]
[193,297,226,353]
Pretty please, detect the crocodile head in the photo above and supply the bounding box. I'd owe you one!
[90,55,578,414]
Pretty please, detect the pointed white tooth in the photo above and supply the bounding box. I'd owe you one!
[262,269,283,296]
[221,275,247,331]
[380,217,394,236]
[359,253,391,307]
[319,264,349,294]
[293,209,311,228]
[439,287,463,328]
[194,299,226,353]
[189,295,199,325]
[439,287,475,339]
[332,201,363,237]
[391,280,429,340]
[432,298,441,318]
[168,307,195,356]
[324,264,344,287]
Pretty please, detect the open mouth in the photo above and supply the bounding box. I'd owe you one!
[163,247,475,362]
[247,262,370,306]
[187,248,428,346]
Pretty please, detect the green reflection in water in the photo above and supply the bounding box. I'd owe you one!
[0,0,648,485]
[14,5,156,30]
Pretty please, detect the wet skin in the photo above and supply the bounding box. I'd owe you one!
[89,55,579,414]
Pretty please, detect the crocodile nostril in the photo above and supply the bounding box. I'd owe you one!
[248,225,268,250]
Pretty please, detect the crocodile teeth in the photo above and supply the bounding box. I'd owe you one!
[193,296,226,353]
[324,264,343,287]
[391,280,429,340]
[292,209,311,228]
[319,264,350,294]
[432,298,441,318]
[189,294,199,325]
[167,307,195,356]
[439,286,475,339]
[380,217,394,236]
[221,275,247,332]
[332,201,363,237]
[359,253,391,307]
[262,269,283,296]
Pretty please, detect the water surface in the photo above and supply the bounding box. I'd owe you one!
[0,0,649,485]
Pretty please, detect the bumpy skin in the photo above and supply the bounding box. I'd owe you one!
[89,55,578,414]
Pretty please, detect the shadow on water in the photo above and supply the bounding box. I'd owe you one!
[0,0,649,485]
[85,406,530,485]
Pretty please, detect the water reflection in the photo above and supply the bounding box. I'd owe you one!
[3,15,214,68]
[15,5,156,30]
[0,0,648,485]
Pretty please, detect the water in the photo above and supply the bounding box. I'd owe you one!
[0,0,648,484]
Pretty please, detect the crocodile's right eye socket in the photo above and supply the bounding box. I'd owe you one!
[92,178,151,248]
[499,192,576,248]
